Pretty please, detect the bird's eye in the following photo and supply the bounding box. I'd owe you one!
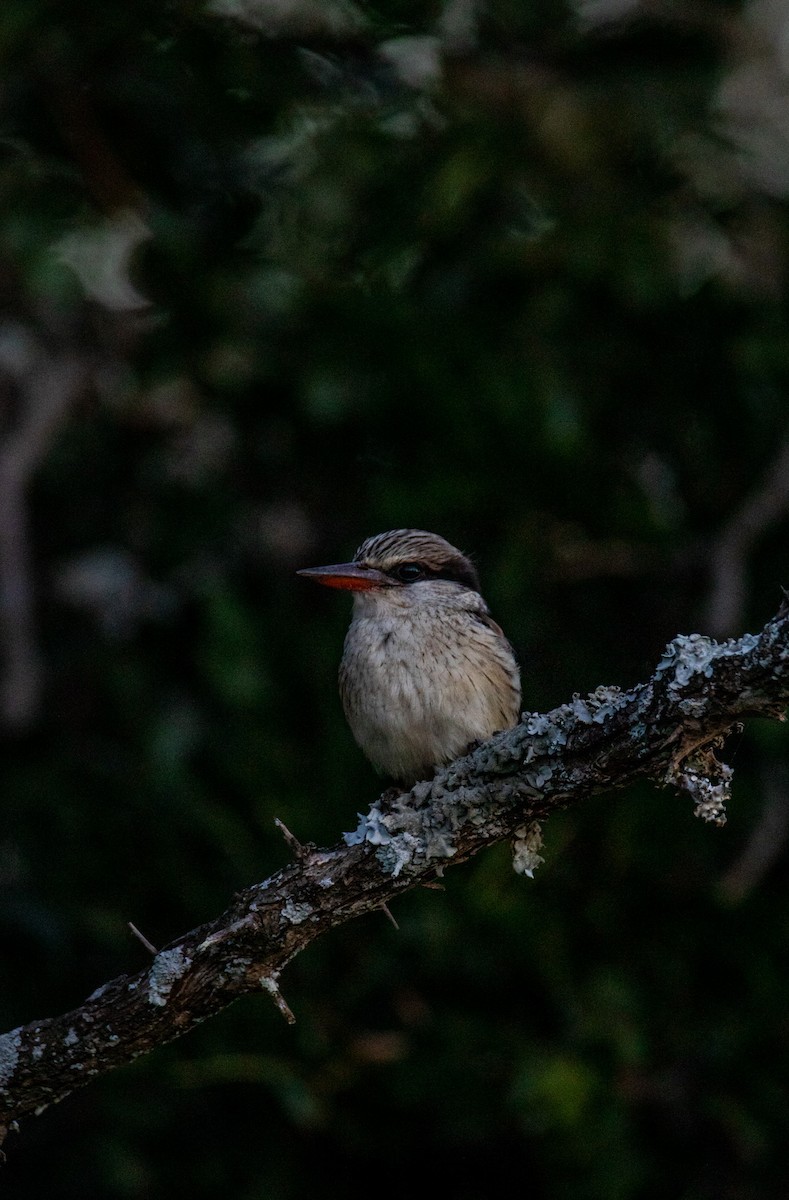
[393,562,425,583]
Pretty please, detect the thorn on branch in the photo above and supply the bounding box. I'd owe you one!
[128,921,158,955]
[274,817,311,861]
[379,902,399,929]
[259,974,296,1025]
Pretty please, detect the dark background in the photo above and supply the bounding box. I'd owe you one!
[2,1,789,1196]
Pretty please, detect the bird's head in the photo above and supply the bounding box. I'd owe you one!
[297,529,480,596]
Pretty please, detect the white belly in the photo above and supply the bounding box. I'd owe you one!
[339,607,519,784]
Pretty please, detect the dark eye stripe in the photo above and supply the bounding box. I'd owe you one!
[385,561,479,589]
[431,563,479,589]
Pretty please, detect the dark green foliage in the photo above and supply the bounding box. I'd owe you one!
[2,1,789,1196]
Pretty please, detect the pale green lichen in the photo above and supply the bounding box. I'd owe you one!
[587,685,627,723]
[344,806,391,847]
[219,957,254,984]
[656,633,718,689]
[281,899,314,924]
[259,974,281,997]
[376,831,428,877]
[512,822,545,878]
[147,946,191,1007]
[0,1026,22,1089]
[681,763,731,826]
[656,630,762,698]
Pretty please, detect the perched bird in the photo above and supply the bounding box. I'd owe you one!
[298,529,521,786]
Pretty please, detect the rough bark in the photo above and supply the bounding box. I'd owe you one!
[1,602,788,1146]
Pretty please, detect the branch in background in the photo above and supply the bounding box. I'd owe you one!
[719,759,789,903]
[0,601,787,1147]
[0,344,87,729]
[705,438,789,637]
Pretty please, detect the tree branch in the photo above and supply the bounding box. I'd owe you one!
[1,601,788,1146]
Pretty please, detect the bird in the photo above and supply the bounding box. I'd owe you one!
[298,529,521,786]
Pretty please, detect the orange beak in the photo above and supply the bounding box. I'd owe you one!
[297,562,391,592]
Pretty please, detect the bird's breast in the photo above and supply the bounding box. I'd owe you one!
[338,606,520,785]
